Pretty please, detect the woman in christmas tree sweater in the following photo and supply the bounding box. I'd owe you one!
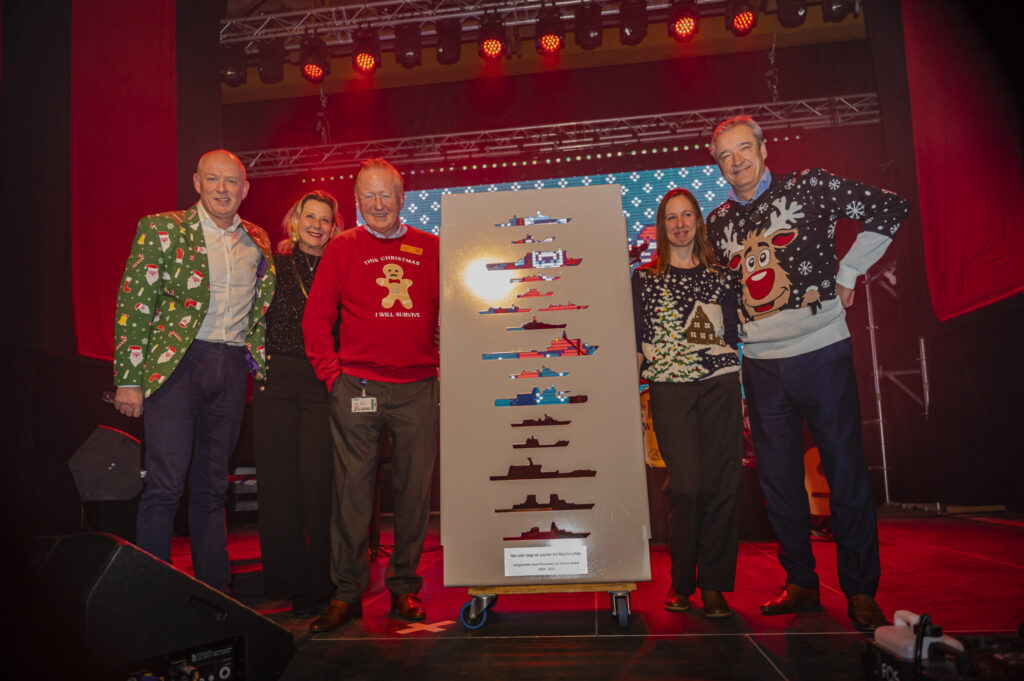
[631,188,743,619]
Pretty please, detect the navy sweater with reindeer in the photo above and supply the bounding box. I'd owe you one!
[706,168,909,359]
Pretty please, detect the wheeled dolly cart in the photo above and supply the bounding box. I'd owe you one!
[459,582,637,630]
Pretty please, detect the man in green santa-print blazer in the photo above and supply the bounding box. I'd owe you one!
[112,150,275,592]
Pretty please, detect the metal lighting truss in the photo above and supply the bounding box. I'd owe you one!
[236,93,880,178]
[220,0,726,52]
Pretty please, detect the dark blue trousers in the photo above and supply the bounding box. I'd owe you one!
[742,338,881,597]
[137,340,248,592]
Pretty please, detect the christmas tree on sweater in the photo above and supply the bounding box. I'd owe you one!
[644,288,705,382]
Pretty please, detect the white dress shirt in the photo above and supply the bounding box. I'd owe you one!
[195,203,261,346]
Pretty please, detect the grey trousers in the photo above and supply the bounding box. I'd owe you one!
[327,374,439,603]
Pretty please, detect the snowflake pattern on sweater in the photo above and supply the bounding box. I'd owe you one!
[707,168,908,325]
[631,265,740,383]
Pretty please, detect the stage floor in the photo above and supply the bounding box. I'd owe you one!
[174,508,1024,680]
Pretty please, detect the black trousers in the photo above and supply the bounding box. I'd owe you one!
[253,353,334,603]
[649,372,743,595]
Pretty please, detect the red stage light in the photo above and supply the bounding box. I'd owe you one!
[354,51,378,73]
[671,16,697,40]
[481,37,503,59]
[538,33,561,55]
[302,63,324,83]
[732,10,754,33]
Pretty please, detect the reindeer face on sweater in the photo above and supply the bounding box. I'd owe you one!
[719,197,804,321]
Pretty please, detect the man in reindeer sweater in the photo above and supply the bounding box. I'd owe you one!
[706,116,909,631]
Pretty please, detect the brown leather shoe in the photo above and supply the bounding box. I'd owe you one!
[663,588,692,612]
[760,584,821,615]
[390,592,426,620]
[848,594,888,632]
[700,590,732,618]
[309,599,362,632]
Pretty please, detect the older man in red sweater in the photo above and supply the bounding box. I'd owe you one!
[303,158,440,631]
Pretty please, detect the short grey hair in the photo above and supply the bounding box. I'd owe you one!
[356,157,404,192]
[709,116,764,160]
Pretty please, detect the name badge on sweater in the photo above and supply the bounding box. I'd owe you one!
[400,244,423,255]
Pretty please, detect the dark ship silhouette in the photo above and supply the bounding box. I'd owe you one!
[503,522,590,541]
[511,414,572,427]
[494,493,595,513]
[506,317,567,331]
[512,436,569,449]
[489,457,596,481]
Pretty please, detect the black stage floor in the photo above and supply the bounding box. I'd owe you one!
[178,509,1024,680]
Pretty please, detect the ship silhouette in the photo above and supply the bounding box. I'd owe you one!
[485,249,583,271]
[482,332,598,360]
[489,457,596,480]
[508,366,569,379]
[478,305,530,314]
[510,273,560,284]
[516,288,554,298]
[538,302,589,311]
[495,211,572,227]
[503,521,590,541]
[494,493,595,513]
[512,436,569,449]
[494,386,588,407]
[506,317,567,331]
[512,234,556,244]
[511,414,572,427]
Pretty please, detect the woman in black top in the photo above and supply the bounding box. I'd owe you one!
[631,188,743,619]
[254,190,342,618]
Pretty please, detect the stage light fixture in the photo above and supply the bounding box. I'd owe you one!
[257,40,285,84]
[478,15,508,61]
[435,19,463,65]
[220,45,247,87]
[395,24,422,69]
[821,0,854,23]
[574,2,603,50]
[667,1,698,42]
[300,36,330,84]
[351,29,381,74]
[535,6,565,56]
[618,0,648,46]
[776,0,807,28]
[725,0,757,36]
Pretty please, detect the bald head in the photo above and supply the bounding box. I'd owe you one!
[193,149,249,229]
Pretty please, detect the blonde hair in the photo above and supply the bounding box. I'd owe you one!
[277,190,344,254]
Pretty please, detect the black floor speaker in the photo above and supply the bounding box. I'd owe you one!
[32,532,295,680]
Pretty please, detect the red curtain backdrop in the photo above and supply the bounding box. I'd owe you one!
[71,0,178,360]
[902,0,1024,321]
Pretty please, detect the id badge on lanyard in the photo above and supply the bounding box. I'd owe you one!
[351,379,377,413]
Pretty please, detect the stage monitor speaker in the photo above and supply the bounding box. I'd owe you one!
[68,425,143,501]
[33,532,295,680]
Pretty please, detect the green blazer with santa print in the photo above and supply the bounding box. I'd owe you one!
[113,204,276,397]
